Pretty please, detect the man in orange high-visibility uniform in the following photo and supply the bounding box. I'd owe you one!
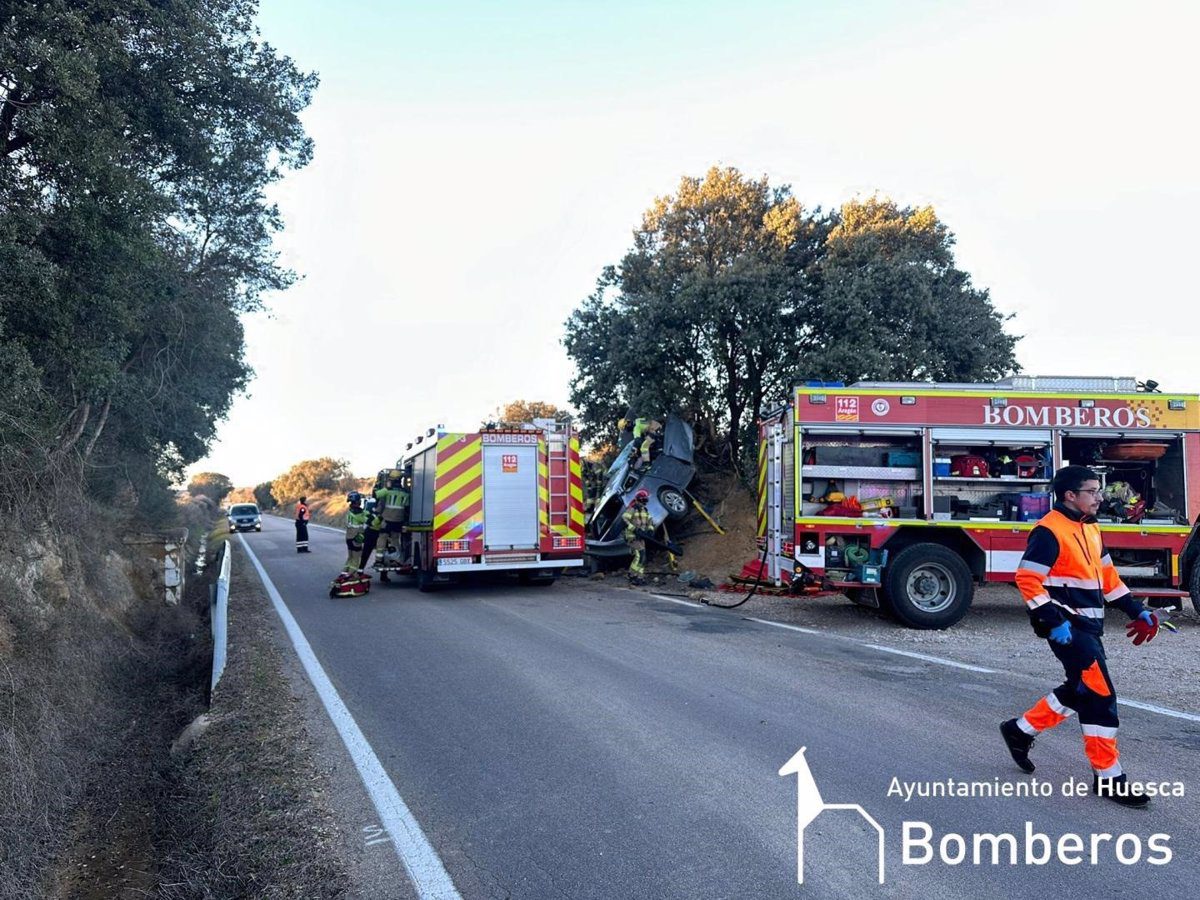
[295,496,311,553]
[1000,465,1161,806]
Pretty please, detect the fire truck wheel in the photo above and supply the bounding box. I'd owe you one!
[519,569,559,586]
[883,543,973,630]
[414,547,436,592]
[1187,558,1200,613]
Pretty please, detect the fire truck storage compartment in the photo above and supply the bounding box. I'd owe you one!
[929,427,1052,521]
[800,429,923,518]
[1061,433,1186,524]
[408,446,437,524]
[482,445,539,549]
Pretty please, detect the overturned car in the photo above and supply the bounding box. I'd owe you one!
[586,414,695,558]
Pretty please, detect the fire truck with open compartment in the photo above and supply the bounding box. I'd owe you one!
[386,419,586,590]
[757,376,1200,629]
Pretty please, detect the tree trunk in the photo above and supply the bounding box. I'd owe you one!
[55,402,91,456]
[82,397,111,460]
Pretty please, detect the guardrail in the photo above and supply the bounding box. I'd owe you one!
[211,541,231,693]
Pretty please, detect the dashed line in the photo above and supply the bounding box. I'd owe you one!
[651,593,1200,721]
[1117,698,1200,724]
[860,643,996,673]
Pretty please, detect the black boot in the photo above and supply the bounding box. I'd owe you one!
[1092,774,1150,807]
[1000,718,1036,773]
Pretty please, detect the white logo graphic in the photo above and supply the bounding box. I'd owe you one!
[871,398,891,416]
[779,747,885,884]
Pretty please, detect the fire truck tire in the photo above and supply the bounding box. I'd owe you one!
[883,543,973,630]
[414,547,436,592]
[519,569,558,586]
[1187,557,1200,614]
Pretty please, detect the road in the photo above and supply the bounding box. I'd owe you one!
[241,515,1199,899]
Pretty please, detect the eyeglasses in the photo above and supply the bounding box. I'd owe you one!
[1071,488,1101,496]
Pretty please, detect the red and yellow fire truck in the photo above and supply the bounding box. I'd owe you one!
[393,420,586,589]
[757,377,1200,629]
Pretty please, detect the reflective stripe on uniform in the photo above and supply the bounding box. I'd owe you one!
[1018,560,1051,575]
[1044,575,1102,589]
[1046,693,1073,717]
[1024,593,1052,609]
[1081,723,1118,738]
[1051,600,1105,618]
[1104,585,1131,601]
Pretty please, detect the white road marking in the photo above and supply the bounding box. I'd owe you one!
[860,644,996,674]
[652,593,1200,721]
[237,535,462,900]
[1117,698,1200,723]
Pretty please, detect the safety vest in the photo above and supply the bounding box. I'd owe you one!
[296,502,309,522]
[345,508,368,539]
[1015,505,1140,633]
[380,487,410,522]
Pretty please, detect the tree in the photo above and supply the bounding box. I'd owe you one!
[485,400,569,429]
[271,458,352,504]
[564,170,1021,476]
[225,486,256,505]
[188,472,234,505]
[0,0,316,511]
[806,197,1019,382]
[253,481,277,510]
[564,166,830,465]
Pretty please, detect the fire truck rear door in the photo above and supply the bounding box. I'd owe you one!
[482,445,539,550]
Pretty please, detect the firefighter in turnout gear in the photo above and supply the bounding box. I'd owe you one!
[356,471,388,576]
[342,491,368,571]
[377,468,411,564]
[632,418,662,471]
[622,489,653,584]
[294,497,311,553]
[329,491,372,597]
[1000,465,1158,807]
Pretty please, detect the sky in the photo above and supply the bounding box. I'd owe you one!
[189,0,1200,487]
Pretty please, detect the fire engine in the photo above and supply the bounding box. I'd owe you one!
[384,419,586,589]
[757,376,1200,629]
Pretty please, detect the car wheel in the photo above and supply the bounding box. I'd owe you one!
[883,543,973,630]
[658,487,690,522]
[255,525,262,532]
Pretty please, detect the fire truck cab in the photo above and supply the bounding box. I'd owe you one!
[757,376,1200,629]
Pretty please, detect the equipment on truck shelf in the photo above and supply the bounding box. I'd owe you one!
[757,376,1200,630]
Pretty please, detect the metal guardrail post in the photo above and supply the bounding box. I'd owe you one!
[211,541,232,693]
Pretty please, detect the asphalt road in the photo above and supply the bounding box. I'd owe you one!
[242,516,1199,899]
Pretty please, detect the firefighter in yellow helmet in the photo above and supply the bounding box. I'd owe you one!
[377,467,411,567]
[622,489,654,585]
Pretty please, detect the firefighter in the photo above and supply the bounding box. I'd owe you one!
[343,491,368,571]
[377,467,411,564]
[622,488,653,584]
[1000,465,1159,806]
[632,418,661,471]
[295,496,310,553]
[357,472,388,576]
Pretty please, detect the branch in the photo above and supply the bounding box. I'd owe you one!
[82,397,112,460]
[55,401,92,456]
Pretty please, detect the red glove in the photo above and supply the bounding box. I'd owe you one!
[1126,611,1159,646]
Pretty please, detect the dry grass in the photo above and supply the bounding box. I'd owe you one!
[149,537,350,899]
